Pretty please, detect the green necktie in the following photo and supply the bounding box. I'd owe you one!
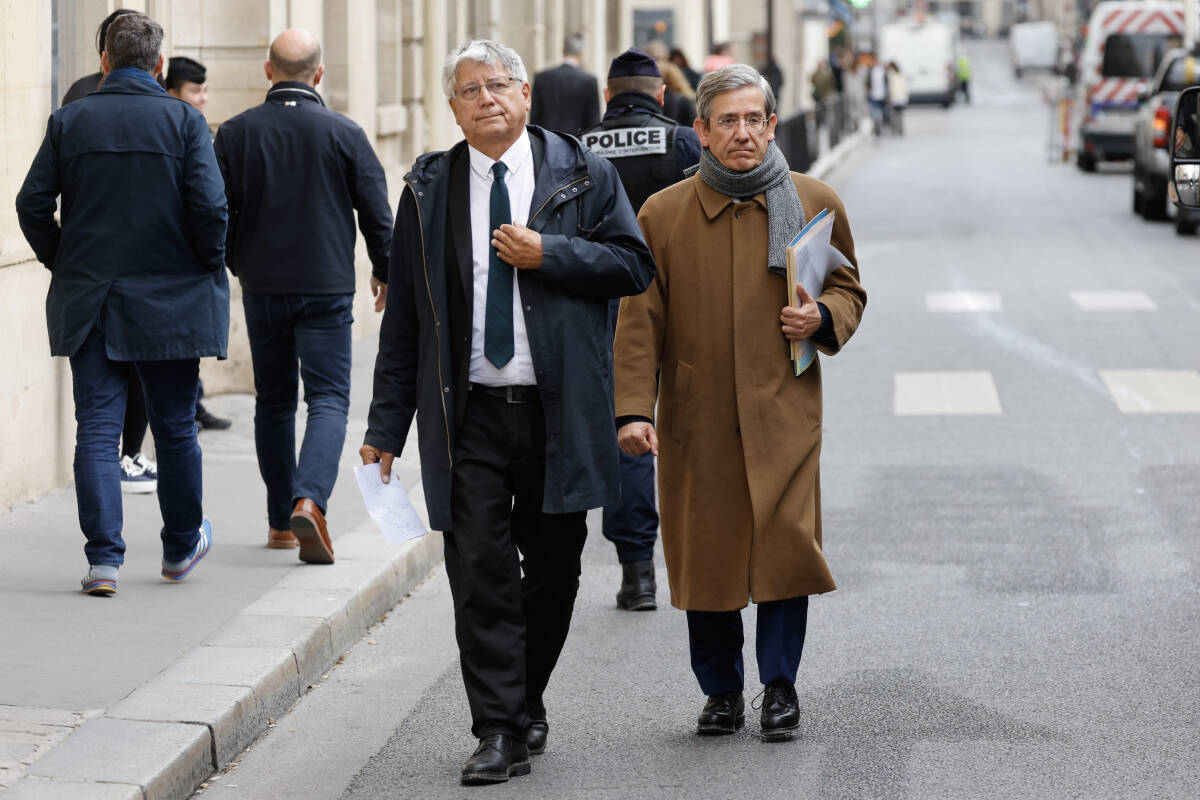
[484,160,514,368]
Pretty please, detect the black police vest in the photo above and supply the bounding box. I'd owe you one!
[581,109,681,214]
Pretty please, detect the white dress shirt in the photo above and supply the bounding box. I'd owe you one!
[467,131,537,386]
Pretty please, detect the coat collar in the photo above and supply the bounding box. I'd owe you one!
[693,171,767,220]
[93,69,167,96]
[266,81,325,106]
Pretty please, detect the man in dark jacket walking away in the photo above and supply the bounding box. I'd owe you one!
[581,47,700,612]
[360,39,653,786]
[214,29,392,561]
[529,32,601,135]
[16,12,228,596]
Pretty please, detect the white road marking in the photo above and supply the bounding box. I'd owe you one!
[1100,370,1200,413]
[926,291,1003,312]
[894,371,1004,415]
[1069,291,1157,311]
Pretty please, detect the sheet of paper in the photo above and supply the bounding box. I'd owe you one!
[353,462,428,544]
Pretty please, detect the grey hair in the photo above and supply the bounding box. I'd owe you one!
[563,32,585,57]
[695,63,776,122]
[441,40,528,98]
[104,13,162,73]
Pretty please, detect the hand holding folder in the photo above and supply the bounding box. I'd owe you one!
[784,208,853,375]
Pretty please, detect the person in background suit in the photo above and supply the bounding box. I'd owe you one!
[61,8,138,105]
[529,32,600,135]
[214,29,393,559]
[643,39,697,127]
[16,12,228,596]
[360,39,654,785]
[165,55,234,433]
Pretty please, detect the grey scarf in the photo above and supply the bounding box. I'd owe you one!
[687,140,804,275]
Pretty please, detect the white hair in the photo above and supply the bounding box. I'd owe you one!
[441,40,528,98]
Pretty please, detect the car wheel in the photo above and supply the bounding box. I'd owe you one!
[1077,152,1097,172]
[1176,218,1198,235]
[1141,178,1168,221]
[1133,184,1144,215]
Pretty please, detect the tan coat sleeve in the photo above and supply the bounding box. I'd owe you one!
[613,203,669,421]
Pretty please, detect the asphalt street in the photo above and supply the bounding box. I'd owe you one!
[194,40,1200,800]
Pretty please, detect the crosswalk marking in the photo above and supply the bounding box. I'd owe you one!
[925,292,1002,313]
[1099,370,1200,413]
[1069,291,1157,311]
[894,371,1003,416]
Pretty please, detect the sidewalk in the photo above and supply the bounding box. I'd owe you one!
[0,335,441,799]
[0,123,871,800]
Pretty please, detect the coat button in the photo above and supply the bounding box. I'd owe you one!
[572,187,578,193]
[524,305,532,312]
[735,211,743,219]
[443,386,450,393]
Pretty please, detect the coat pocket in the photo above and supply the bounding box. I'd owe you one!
[669,360,694,443]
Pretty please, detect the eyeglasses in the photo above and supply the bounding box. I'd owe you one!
[711,115,769,132]
[454,78,521,102]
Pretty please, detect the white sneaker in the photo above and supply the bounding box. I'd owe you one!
[120,455,157,494]
[131,453,158,480]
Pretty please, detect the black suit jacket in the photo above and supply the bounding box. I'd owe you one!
[530,63,600,136]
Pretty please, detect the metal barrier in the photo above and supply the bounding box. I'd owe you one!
[775,96,862,173]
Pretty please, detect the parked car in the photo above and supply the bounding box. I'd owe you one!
[1131,49,1200,234]
[1075,1,1185,172]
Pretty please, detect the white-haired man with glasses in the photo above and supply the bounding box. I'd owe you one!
[360,40,654,784]
[614,64,867,741]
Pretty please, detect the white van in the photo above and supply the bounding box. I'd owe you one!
[1010,20,1058,77]
[1075,0,1185,171]
[880,19,957,107]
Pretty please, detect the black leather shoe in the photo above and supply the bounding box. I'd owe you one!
[696,692,745,735]
[616,559,657,610]
[460,734,531,785]
[526,719,549,755]
[758,679,800,742]
[195,408,232,430]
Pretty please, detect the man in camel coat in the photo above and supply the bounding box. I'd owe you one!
[613,63,866,742]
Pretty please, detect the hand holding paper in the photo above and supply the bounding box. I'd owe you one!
[353,462,428,544]
[784,208,854,375]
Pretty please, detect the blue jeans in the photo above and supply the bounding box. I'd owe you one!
[686,596,810,695]
[69,324,203,567]
[601,450,659,563]
[243,292,353,530]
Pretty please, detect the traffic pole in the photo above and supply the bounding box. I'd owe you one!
[1188,0,1198,52]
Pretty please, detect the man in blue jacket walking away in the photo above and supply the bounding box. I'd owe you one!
[214,29,392,562]
[360,39,654,786]
[16,12,228,596]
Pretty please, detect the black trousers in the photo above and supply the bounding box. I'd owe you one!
[444,389,588,739]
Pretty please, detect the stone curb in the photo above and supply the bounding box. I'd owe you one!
[9,481,442,800]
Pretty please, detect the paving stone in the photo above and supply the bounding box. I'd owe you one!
[27,718,210,800]
[4,777,142,800]
[329,530,406,561]
[275,558,398,595]
[154,646,299,722]
[0,708,85,728]
[106,681,261,768]
[206,614,334,689]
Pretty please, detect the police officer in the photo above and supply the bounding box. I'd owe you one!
[581,48,701,611]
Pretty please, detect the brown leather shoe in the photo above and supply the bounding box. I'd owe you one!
[268,527,297,549]
[290,499,334,564]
